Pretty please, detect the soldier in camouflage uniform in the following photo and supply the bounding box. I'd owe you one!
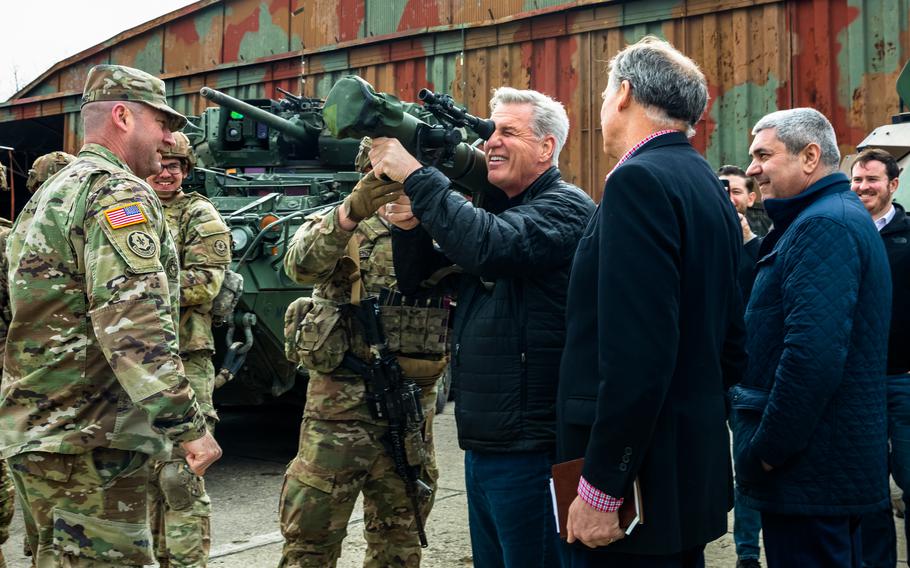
[26,151,76,195]
[0,64,222,567]
[0,162,12,568]
[0,150,79,568]
[279,138,450,567]
[146,131,231,568]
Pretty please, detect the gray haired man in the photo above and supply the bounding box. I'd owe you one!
[557,36,745,567]
[732,108,891,567]
[370,88,595,567]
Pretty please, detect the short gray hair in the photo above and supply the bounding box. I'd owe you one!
[752,108,840,169]
[607,36,708,137]
[489,87,569,166]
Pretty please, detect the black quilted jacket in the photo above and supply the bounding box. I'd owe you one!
[392,166,594,452]
[731,172,892,515]
[881,203,910,375]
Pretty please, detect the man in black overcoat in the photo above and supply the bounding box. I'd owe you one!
[557,36,746,567]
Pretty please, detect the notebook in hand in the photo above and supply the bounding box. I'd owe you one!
[549,458,643,541]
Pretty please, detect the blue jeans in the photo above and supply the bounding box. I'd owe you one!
[464,450,560,568]
[734,488,762,560]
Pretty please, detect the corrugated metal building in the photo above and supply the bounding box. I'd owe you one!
[1,0,908,213]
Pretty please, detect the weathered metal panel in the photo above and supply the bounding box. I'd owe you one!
[295,0,910,199]
[223,0,292,63]
[457,0,531,25]
[63,110,82,154]
[110,30,165,72]
[290,0,306,51]
[5,0,910,205]
[164,4,224,72]
[29,81,59,98]
[298,0,365,47]
[364,0,446,36]
[365,0,413,37]
[789,0,910,160]
[58,53,110,95]
[700,3,789,169]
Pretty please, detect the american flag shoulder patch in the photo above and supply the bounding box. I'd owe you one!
[104,203,147,229]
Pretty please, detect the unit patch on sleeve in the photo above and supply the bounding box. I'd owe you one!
[213,238,229,257]
[127,231,158,258]
[104,203,147,229]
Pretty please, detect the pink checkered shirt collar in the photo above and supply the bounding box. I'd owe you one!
[606,129,679,181]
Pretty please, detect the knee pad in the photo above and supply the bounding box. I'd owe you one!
[158,461,204,512]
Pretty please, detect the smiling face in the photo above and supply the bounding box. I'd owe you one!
[746,128,810,200]
[147,158,185,201]
[851,159,898,219]
[720,174,756,215]
[483,102,555,197]
[124,103,176,179]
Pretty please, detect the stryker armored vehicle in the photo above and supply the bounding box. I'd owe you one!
[186,87,361,405]
[193,79,494,410]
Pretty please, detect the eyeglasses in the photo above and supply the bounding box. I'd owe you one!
[162,162,184,174]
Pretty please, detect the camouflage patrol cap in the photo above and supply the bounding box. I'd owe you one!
[26,151,76,193]
[82,64,187,131]
[354,137,372,172]
[0,163,7,192]
[160,132,196,173]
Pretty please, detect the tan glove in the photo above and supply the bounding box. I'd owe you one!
[344,171,404,222]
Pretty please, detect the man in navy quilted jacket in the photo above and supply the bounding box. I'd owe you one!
[731,108,892,567]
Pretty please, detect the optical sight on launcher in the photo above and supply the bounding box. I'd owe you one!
[323,75,498,198]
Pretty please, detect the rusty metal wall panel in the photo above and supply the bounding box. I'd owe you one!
[457,0,538,25]
[223,0,292,63]
[58,53,110,95]
[29,80,60,98]
[698,3,790,170]
[63,106,84,154]
[164,4,224,73]
[110,30,165,72]
[364,0,448,37]
[789,0,910,159]
[298,0,364,48]
[297,0,910,199]
[5,0,910,204]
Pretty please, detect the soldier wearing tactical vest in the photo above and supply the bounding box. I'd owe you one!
[1,63,220,567]
[279,137,451,567]
[0,150,76,568]
[0,161,11,568]
[146,131,231,568]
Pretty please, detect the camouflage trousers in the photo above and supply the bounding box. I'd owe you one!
[7,448,154,567]
[148,350,216,568]
[278,386,439,568]
[0,459,15,568]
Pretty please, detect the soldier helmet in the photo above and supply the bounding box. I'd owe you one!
[0,163,7,192]
[26,151,76,193]
[161,132,196,174]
